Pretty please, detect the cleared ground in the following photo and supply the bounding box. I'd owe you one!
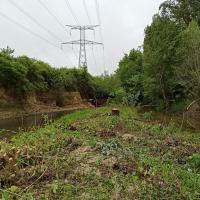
[0,107,200,199]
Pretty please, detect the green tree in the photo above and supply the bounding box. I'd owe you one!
[176,21,200,99]
[116,49,144,105]
[0,53,29,95]
[16,56,48,91]
[143,15,182,110]
[0,46,14,59]
[92,74,120,100]
[160,0,200,25]
[58,68,77,91]
[74,67,94,99]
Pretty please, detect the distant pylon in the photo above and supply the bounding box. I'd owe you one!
[62,25,102,67]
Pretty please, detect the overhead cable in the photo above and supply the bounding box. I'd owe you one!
[0,11,73,65]
[8,0,62,42]
[63,0,79,25]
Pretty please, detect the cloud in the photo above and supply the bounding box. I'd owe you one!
[0,0,163,75]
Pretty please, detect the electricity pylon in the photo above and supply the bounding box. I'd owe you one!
[62,25,102,67]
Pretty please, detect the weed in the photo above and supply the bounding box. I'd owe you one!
[0,107,199,199]
[143,111,153,121]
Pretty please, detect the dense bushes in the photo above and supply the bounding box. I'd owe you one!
[116,50,144,106]
[0,47,97,101]
[0,47,120,105]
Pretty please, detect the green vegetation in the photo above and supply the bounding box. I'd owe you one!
[1,0,200,111]
[99,0,200,112]
[1,1,200,199]
[0,107,199,199]
[0,47,109,103]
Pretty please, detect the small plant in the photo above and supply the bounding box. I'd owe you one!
[143,111,153,121]
[137,123,162,135]
[43,114,51,126]
[100,142,120,156]
[187,154,200,171]
[0,107,199,199]
[100,141,132,158]
[164,121,178,134]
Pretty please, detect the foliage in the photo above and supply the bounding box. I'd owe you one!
[160,0,200,26]
[0,107,199,199]
[92,73,120,100]
[110,1,200,112]
[143,111,153,121]
[187,154,200,171]
[116,49,144,105]
[16,56,49,91]
[143,15,182,110]
[2,0,200,111]
[0,48,107,102]
[0,52,29,97]
[73,66,94,98]
[176,21,200,99]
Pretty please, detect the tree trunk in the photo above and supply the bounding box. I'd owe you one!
[160,66,169,111]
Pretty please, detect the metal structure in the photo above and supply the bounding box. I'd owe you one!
[62,25,102,67]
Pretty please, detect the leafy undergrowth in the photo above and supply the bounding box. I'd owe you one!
[0,107,200,199]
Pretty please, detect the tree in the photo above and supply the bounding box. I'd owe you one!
[0,53,28,95]
[176,21,200,99]
[116,49,144,105]
[0,46,14,59]
[0,47,101,101]
[143,15,182,110]
[16,56,48,91]
[160,0,200,26]
[74,67,94,99]
[92,74,120,100]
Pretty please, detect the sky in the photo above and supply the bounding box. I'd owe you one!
[0,0,164,75]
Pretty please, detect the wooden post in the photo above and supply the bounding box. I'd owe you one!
[112,108,120,116]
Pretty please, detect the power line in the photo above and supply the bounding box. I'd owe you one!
[95,0,103,43]
[37,0,79,60]
[7,0,75,65]
[62,0,82,60]
[8,0,62,42]
[37,0,66,32]
[92,47,97,69]
[0,11,73,66]
[63,0,79,25]
[0,12,59,49]
[82,0,92,25]
[61,43,79,60]
[95,0,106,72]
[102,46,106,73]
[62,25,102,67]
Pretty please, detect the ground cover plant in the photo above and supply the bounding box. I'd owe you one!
[0,107,199,199]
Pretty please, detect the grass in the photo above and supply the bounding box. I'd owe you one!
[0,107,200,199]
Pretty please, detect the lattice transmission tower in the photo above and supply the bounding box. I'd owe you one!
[62,25,102,67]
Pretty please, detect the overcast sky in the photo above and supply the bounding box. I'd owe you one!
[0,0,163,75]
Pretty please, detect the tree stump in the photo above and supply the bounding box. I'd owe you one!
[112,108,120,116]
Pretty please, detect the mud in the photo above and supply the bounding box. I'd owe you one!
[112,161,137,174]
[97,129,116,138]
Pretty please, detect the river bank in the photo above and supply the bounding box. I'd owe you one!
[0,103,92,120]
[0,88,94,139]
[0,89,94,120]
[0,102,93,138]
